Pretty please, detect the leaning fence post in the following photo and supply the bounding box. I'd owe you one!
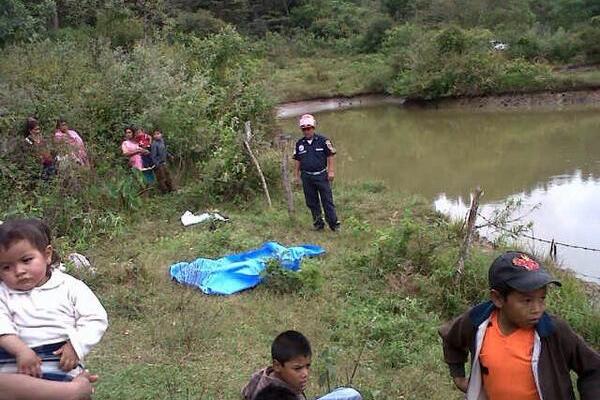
[277,133,294,216]
[243,121,272,208]
[550,239,557,261]
[456,187,484,277]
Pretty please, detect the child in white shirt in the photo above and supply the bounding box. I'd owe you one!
[0,219,107,381]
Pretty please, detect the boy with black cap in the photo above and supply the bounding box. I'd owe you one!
[439,251,599,400]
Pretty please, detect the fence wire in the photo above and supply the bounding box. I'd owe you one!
[475,212,600,279]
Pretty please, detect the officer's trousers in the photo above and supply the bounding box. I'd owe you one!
[301,172,338,229]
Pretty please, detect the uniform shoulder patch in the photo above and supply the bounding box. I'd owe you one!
[325,139,336,153]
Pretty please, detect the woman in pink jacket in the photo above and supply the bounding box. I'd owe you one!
[121,126,148,170]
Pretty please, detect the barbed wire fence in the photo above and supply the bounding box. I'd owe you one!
[457,188,600,281]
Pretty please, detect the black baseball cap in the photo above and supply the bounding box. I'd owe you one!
[489,251,561,291]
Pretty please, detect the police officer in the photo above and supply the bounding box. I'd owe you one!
[293,114,340,231]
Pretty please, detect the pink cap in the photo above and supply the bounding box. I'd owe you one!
[298,114,316,128]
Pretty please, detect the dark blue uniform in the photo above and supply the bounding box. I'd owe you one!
[293,134,339,230]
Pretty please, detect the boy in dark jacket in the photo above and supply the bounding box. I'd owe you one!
[439,251,600,400]
[150,128,174,193]
[242,330,362,400]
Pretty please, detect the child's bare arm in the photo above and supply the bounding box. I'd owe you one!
[0,334,41,377]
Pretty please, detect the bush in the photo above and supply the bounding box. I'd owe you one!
[173,10,226,38]
[96,8,144,49]
[360,16,393,53]
[261,258,323,295]
[578,23,600,64]
[386,25,554,99]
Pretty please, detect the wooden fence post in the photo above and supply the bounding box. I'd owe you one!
[456,187,483,277]
[243,121,272,208]
[277,133,294,216]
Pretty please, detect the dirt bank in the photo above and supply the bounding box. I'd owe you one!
[275,94,404,118]
[405,87,600,110]
[276,88,600,118]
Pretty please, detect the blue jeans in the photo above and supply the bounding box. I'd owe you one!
[317,387,362,400]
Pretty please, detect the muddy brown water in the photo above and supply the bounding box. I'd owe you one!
[280,105,600,283]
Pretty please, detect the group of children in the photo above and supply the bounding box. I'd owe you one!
[120,126,175,193]
[0,217,598,399]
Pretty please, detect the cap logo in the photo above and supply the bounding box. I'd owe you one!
[512,254,539,271]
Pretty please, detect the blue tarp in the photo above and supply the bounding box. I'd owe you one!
[169,241,325,295]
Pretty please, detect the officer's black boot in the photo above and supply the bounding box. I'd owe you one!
[329,221,341,232]
[313,217,325,231]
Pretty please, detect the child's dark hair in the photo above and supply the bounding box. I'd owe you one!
[55,118,67,129]
[255,385,298,400]
[24,117,39,137]
[491,285,514,299]
[271,330,312,364]
[0,219,59,265]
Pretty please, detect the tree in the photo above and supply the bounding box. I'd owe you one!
[382,0,416,22]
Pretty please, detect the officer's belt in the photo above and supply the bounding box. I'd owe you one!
[301,168,327,176]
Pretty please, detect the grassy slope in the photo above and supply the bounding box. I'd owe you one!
[80,184,455,399]
[263,53,392,103]
[75,182,598,400]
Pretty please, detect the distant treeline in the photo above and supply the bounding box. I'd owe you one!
[2,1,599,60]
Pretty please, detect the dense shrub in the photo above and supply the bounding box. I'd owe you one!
[261,259,323,295]
[173,9,226,38]
[386,25,554,99]
[578,22,600,64]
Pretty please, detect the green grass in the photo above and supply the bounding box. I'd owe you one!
[65,182,598,399]
[263,54,393,103]
[553,67,600,88]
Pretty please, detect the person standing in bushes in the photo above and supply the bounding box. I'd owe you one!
[135,127,154,169]
[134,127,155,184]
[293,114,340,231]
[439,251,600,400]
[121,126,147,171]
[23,117,56,181]
[150,128,175,193]
[53,119,89,168]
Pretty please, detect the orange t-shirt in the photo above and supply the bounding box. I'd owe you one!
[479,311,540,400]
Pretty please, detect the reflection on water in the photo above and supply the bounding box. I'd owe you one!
[435,172,600,282]
[281,105,600,281]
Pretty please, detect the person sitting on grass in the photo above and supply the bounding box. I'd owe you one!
[0,370,97,400]
[242,330,362,400]
[255,385,298,400]
[0,219,108,381]
[439,251,600,400]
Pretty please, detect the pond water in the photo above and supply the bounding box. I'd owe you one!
[280,105,600,282]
